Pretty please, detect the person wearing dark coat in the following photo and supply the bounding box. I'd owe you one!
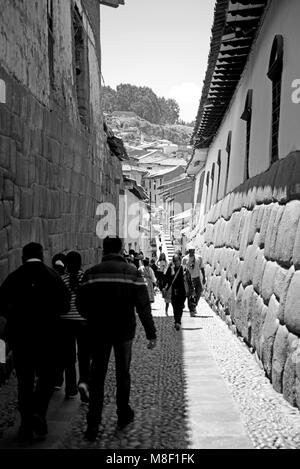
[76,236,157,441]
[0,243,70,441]
[163,254,187,331]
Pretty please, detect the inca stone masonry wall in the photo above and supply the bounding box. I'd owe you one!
[201,151,300,409]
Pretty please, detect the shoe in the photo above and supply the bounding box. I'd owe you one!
[32,414,48,438]
[85,425,99,441]
[54,386,62,391]
[117,408,134,429]
[78,382,89,403]
[174,323,181,331]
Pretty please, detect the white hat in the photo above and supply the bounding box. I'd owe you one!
[186,242,195,250]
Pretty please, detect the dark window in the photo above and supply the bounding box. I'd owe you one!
[73,4,90,128]
[224,131,232,196]
[240,90,253,181]
[210,163,215,208]
[216,150,221,201]
[47,0,55,89]
[204,171,210,213]
[267,35,284,164]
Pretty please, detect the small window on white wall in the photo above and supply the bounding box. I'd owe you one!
[224,131,232,196]
[210,163,215,208]
[216,150,221,201]
[204,171,210,213]
[267,35,284,164]
[241,89,253,181]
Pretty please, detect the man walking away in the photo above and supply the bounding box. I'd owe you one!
[182,244,206,317]
[76,236,157,441]
[0,243,70,441]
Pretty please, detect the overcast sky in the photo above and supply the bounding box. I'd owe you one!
[100,0,216,122]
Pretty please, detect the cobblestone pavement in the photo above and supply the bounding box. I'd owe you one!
[1,294,300,449]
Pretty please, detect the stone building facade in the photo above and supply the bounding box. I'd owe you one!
[189,0,300,408]
[0,0,124,381]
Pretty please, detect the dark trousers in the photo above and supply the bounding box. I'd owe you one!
[55,321,90,394]
[87,339,133,427]
[187,277,202,313]
[157,272,165,291]
[172,292,186,325]
[13,346,55,427]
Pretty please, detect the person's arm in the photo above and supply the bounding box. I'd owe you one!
[75,271,90,319]
[134,270,157,347]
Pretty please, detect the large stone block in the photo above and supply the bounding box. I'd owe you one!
[275,200,300,266]
[248,206,259,245]
[256,204,266,232]
[0,229,8,257]
[259,203,274,248]
[284,270,300,336]
[239,284,253,343]
[20,188,33,219]
[253,249,267,294]
[241,244,259,286]
[283,334,299,407]
[0,135,10,169]
[272,325,289,393]
[277,266,295,323]
[239,209,252,260]
[292,219,300,269]
[264,204,284,260]
[259,294,280,378]
[273,266,288,301]
[261,261,278,303]
[249,291,264,351]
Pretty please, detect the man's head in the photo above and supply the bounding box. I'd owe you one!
[22,242,44,263]
[172,254,181,268]
[186,242,195,256]
[103,236,123,256]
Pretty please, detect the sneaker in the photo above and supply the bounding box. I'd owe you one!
[174,323,181,331]
[78,382,89,403]
[117,408,135,429]
[54,386,62,391]
[85,425,99,441]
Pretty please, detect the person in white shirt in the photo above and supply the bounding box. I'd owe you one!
[182,244,206,317]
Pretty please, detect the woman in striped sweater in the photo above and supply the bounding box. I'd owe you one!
[60,251,90,403]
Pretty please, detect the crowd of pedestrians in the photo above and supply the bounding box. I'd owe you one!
[0,237,205,444]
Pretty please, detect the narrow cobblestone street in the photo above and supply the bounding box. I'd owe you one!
[1,293,300,450]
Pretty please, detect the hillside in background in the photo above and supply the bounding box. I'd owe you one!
[105,111,193,147]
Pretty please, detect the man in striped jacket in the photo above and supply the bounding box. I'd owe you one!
[76,236,157,441]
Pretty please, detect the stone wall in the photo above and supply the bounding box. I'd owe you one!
[0,0,123,384]
[201,151,300,409]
